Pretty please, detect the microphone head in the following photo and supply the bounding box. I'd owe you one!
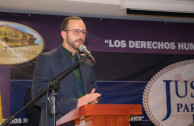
[79,45,86,52]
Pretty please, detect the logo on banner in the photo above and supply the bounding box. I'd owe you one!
[143,59,194,126]
[0,21,44,65]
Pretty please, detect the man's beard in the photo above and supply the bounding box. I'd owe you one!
[66,33,84,50]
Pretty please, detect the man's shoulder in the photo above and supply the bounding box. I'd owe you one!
[40,46,63,58]
[43,47,59,55]
[34,46,64,67]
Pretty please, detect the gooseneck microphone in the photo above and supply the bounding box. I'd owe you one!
[79,45,95,63]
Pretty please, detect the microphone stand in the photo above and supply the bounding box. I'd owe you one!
[0,56,87,126]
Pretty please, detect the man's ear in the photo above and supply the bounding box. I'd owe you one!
[61,31,66,39]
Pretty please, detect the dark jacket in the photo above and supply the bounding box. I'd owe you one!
[32,45,97,126]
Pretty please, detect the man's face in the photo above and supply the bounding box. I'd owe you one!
[64,19,86,50]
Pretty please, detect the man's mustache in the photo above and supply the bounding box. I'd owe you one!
[75,39,84,42]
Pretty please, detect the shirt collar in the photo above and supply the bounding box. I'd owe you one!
[62,46,78,60]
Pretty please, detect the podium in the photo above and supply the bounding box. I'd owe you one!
[56,104,142,126]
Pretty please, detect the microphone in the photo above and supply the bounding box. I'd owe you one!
[79,45,95,63]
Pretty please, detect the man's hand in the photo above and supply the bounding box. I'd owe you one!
[77,88,101,107]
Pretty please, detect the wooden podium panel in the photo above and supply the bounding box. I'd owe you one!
[74,115,129,126]
[56,104,142,126]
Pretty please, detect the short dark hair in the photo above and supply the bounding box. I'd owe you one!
[61,16,83,31]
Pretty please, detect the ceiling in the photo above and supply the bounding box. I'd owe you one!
[0,0,194,22]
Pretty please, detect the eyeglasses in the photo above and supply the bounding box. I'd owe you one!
[64,29,88,36]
